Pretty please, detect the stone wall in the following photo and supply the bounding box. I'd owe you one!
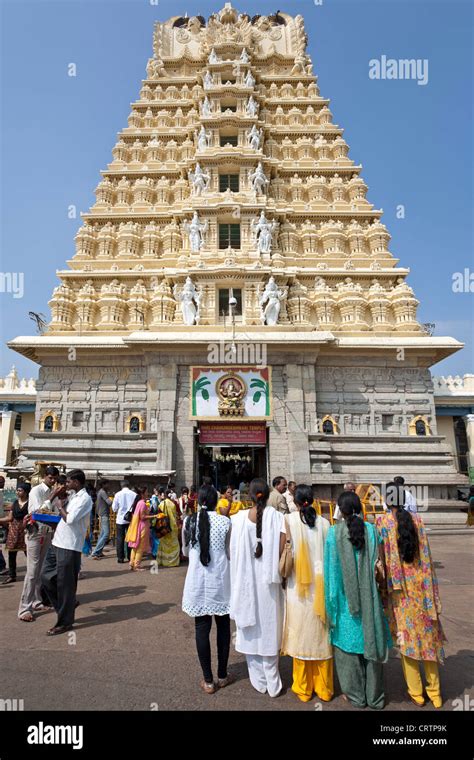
[315,363,436,436]
[18,354,465,501]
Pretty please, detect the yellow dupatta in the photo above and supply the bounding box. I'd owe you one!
[292,513,326,622]
[125,510,140,544]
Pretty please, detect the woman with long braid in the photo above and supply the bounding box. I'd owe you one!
[376,483,445,708]
[281,484,334,703]
[324,490,392,709]
[182,485,232,694]
[229,478,286,697]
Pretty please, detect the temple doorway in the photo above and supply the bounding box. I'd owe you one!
[195,422,268,493]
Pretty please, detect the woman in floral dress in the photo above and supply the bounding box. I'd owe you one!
[0,482,30,584]
[376,482,445,708]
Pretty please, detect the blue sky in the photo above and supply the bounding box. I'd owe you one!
[1,0,472,380]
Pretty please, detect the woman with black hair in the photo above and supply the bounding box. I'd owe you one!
[281,484,334,702]
[156,487,180,567]
[324,490,392,709]
[182,485,232,694]
[230,478,286,698]
[376,483,445,708]
[0,482,30,584]
[126,487,154,571]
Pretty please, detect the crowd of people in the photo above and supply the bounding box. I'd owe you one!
[180,476,445,707]
[0,468,448,708]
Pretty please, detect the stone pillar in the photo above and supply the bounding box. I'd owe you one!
[0,408,17,467]
[155,363,178,473]
[464,414,474,473]
[268,364,312,483]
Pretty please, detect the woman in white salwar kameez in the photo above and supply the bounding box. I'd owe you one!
[230,478,286,697]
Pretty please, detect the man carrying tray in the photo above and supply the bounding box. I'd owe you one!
[18,466,61,622]
[41,469,92,636]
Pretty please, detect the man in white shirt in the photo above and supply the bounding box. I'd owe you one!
[393,476,418,513]
[18,466,62,622]
[283,481,297,513]
[41,469,92,635]
[112,480,136,563]
[333,482,357,522]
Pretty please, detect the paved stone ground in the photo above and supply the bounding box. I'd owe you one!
[0,535,472,712]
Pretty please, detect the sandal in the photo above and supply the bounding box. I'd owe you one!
[47,625,73,636]
[200,680,216,695]
[19,612,34,622]
[217,673,236,689]
[2,576,15,584]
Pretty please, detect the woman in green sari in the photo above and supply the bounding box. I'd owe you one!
[156,488,180,568]
[324,491,392,709]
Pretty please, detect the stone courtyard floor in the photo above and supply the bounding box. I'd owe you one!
[0,534,472,712]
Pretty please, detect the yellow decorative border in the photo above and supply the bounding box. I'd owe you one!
[39,410,60,432]
[408,415,431,436]
[320,414,339,434]
[124,412,146,433]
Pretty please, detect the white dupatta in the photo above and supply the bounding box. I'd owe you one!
[230,507,283,629]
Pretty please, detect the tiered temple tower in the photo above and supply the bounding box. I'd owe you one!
[10,5,466,503]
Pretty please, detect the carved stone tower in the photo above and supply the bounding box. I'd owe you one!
[10,5,465,503]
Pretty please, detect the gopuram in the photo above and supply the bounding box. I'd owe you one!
[9,5,465,503]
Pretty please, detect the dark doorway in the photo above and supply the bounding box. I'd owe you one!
[454,416,469,474]
[196,438,267,493]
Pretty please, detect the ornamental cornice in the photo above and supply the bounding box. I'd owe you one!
[58,267,410,280]
[81,209,383,223]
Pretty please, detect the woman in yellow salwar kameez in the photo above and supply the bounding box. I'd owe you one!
[216,486,243,518]
[281,484,334,703]
[156,488,180,567]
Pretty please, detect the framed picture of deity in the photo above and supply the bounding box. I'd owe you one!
[189,366,272,421]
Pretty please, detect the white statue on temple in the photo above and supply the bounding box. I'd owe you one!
[249,162,269,194]
[291,53,308,75]
[208,48,220,64]
[182,212,208,252]
[101,279,125,296]
[247,124,263,151]
[246,95,259,117]
[259,277,286,326]
[201,96,213,117]
[197,126,212,151]
[240,48,250,64]
[244,69,255,88]
[189,163,211,196]
[251,211,279,254]
[173,277,202,326]
[203,69,215,89]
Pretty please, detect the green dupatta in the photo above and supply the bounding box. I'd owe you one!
[335,521,389,663]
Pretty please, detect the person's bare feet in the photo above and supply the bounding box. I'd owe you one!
[19,612,34,622]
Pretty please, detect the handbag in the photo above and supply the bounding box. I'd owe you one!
[123,507,134,523]
[153,511,171,538]
[279,516,293,579]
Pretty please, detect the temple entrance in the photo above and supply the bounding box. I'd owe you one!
[195,422,268,493]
